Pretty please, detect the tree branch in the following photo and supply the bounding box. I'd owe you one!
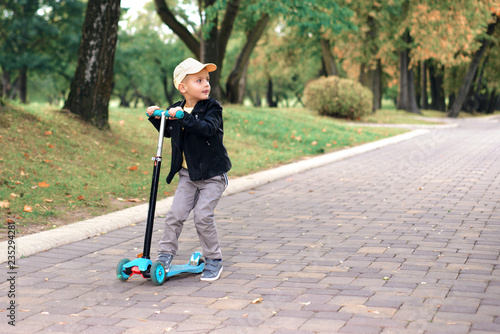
[154,0,200,58]
[226,13,270,103]
[218,0,241,63]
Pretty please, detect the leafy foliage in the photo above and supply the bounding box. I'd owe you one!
[0,0,85,101]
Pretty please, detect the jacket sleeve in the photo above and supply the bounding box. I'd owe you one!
[179,99,223,138]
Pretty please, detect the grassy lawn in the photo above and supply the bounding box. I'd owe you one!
[0,100,434,239]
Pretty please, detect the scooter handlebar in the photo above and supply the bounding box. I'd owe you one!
[148,109,184,119]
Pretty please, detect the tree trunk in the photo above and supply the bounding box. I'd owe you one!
[200,0,222,100]
[1,69,11,98]
[63,0,121,130]
[19,66,28,104]
[486,89,497,114]
[236,62,249,104]
[397,30,420,114]
[320,38,339,77]
[266,78,277,107]
[448,16,498,118]
[226,14,270,104]
[428,60,446,111]
[359,60,382,112]
[420,61,428,109]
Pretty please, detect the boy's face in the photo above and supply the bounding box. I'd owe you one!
[179,68,211,103]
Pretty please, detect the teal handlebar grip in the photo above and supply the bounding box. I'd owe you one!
[148,109,184,119]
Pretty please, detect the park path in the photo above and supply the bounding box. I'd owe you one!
[1,116,500,333]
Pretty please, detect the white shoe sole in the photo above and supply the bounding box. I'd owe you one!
[200,266,223,281]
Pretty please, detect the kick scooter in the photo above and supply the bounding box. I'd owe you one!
[116,109,204,286]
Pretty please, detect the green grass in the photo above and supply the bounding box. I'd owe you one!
[0,101,410,238]
[359,108,447,124]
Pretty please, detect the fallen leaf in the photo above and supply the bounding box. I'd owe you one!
[77,195,85,201]
[251,297,263,304]
[38,181,50,188]
[127,198,141,202]
[23,205,33,212]
[127,166,138,171]
[47,144,54,148]
[45,130,52,136]
[0,201,10,208]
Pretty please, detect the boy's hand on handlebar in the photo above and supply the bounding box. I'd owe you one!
[168,107,183,120]
[146,106,161,119]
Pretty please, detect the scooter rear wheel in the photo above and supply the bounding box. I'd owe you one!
[150,261,166,286]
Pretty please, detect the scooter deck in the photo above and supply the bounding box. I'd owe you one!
[167,262,204,277]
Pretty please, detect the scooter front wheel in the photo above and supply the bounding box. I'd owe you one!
[116,258,131,281]
[150,261,166,286]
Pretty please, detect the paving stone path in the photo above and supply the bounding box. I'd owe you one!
[1,116,500,333]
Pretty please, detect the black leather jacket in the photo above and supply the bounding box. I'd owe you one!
[149,97,232,184]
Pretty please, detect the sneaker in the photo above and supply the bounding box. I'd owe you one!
[156,254,173,272]
[201,258,223,281]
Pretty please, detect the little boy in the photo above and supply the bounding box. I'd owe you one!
[146,58,231,281]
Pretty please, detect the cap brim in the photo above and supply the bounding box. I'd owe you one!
[187,63,217,75]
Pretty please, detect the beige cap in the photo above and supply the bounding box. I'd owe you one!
[173,58,217,90]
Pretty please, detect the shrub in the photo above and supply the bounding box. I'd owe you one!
[304,76,373,119]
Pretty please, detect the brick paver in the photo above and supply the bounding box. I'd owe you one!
[2,117,500,333]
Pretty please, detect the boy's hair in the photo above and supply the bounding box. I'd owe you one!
[173,58,217,90]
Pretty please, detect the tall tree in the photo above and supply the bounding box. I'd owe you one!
[397,29,420,114]
[154,0,241,100]
[395,0,420,114]
[448,14,499,117]
[64,0,121,130]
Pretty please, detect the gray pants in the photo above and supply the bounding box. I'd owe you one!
[158,168,227,259]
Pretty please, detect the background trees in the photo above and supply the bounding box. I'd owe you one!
[1,0,499,127]
[0,0,85,103]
